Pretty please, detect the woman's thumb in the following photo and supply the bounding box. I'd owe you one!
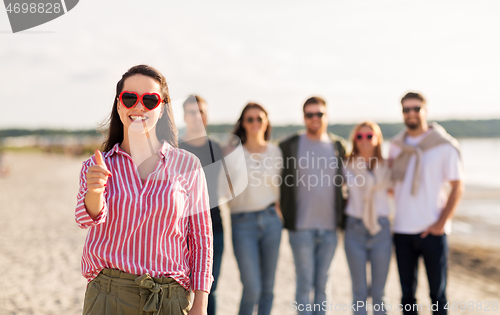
[95,150,107,168]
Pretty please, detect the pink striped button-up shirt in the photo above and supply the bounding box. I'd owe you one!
[75,141,213,293]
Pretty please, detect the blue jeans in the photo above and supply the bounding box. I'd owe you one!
[288,229,338,315]
[344,216,392,315]
[208,229,224,315]
[231,205,283,315]
[394,233,448,315]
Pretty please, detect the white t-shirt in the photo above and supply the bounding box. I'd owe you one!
[389,133,464,234]
[221,142,282,213]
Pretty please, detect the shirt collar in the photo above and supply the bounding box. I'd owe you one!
[158,140,171,158]
[104,140,171,159]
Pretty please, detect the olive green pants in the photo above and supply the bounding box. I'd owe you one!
[83,269,192,315]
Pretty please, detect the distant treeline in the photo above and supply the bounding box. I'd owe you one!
[0,128,102,138]
[207,119,500,141]
[1,119,499,141]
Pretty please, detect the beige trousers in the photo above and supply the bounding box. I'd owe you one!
[83,269,191,315]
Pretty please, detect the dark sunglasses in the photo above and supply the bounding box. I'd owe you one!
[245,116,263,123]
[402,106,422,114]
[119,91,163,111]
[355,132,374,141]
[304,112,324,119]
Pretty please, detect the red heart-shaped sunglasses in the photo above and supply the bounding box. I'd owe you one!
[119,91,163,111]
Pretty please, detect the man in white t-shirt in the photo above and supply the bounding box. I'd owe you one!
[388,92,464,315]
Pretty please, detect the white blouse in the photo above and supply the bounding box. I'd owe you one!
[220,142,282,214]
[343,162,392,219]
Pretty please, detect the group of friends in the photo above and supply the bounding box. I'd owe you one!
[76,64,464,315]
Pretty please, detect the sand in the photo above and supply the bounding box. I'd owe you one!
[0,152,498,315]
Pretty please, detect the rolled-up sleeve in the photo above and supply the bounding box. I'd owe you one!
[75,158,108,229]
[186,159,213,293]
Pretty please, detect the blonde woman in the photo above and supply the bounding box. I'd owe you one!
[343,121,392,315]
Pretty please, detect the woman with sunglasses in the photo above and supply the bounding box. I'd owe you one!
[343,121,392,315]
[221,103,283,315]
[75,65,212,315]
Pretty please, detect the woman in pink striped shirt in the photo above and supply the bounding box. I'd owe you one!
[75,65,213,315]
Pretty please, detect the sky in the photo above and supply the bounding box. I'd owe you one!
[1,0,500,129]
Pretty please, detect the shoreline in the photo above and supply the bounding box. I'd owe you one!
[461,185,500,200]
[448,240,500,296]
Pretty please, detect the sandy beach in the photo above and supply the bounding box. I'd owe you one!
[0,152,498,315]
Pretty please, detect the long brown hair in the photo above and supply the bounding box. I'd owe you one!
[100,65,178,152]
[232,102,272,145]
[348,121,384,167]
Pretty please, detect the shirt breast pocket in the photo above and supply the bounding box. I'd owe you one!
[169,178,187,198]
[166,178,190,218]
